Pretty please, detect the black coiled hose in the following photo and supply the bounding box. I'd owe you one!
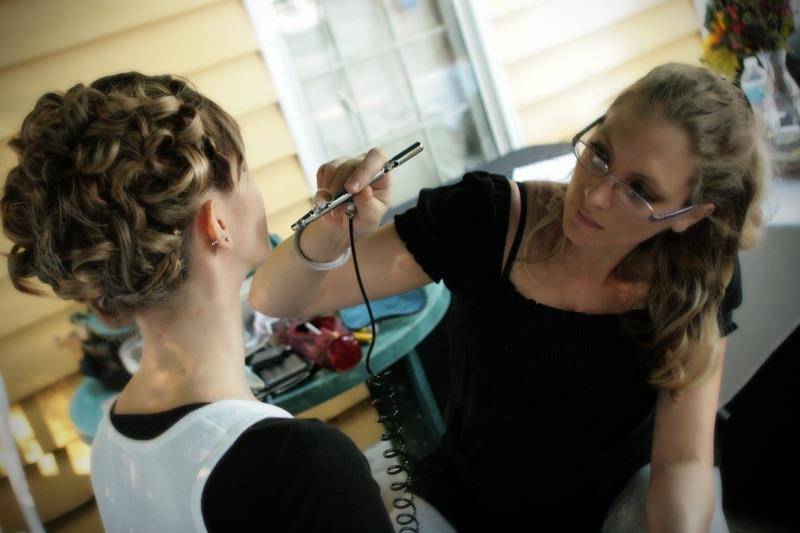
[348,213,418,532]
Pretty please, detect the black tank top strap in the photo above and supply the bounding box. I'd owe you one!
[502,180,528,279]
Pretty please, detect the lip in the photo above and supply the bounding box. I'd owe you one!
[577,208,604,229]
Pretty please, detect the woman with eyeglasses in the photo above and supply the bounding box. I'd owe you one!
[250,63,768,531]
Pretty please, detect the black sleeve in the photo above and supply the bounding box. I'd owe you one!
[718,254,743,337]
[394,171,512,293]
[202,418,393,533]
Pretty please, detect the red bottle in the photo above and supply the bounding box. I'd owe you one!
[284,316,362,372]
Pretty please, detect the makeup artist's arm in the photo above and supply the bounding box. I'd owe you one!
[646,337,727,533]
[248,150,431,318]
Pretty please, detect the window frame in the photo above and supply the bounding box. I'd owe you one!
[243,0,523,192]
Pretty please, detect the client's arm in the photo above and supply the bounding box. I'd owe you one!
[248,149,430,318]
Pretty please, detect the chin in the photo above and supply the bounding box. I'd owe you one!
[563,216,609,249]
[563,225,588,248]
[241,236,270,271]
[562,209,586,244]
[254,240,271,266]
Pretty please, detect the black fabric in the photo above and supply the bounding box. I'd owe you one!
[397,171,512,292]
[501,180,528,278]
[109,403,393,533]
[719,253,742,337]
[393,172,743,531]
[718,325,799,528]
[110,402,208,439]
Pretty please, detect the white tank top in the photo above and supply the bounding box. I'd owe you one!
[90,399,292,532]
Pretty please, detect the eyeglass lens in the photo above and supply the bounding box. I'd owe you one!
[575,141,652,219]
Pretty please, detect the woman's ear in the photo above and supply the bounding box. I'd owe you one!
[198,199,232,248]
[669,203,715,233]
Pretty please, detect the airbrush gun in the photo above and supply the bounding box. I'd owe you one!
[291,141,423,232]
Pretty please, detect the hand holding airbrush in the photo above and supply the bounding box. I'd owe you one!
[292,142,423,234]
[287,143,423,270]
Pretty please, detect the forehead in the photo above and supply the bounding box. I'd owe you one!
[597,109,695,198]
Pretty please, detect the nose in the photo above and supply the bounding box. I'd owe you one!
[584,173,614,210]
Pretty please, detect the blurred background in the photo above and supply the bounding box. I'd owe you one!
[0,1,798,531]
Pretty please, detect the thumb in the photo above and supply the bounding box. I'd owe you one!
[352,185,374,211]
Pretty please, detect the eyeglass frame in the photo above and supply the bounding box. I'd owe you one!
[571,116,698,222]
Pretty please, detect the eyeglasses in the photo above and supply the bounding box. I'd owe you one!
[571,116,696,222]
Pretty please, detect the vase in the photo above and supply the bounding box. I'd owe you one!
[758,49,800,176]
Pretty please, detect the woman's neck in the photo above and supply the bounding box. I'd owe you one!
[115,278,259,414]
[555,237,636,287]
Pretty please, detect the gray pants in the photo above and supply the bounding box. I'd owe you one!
[601,464,729,533]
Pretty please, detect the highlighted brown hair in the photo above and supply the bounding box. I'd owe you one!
[1,72,246,324]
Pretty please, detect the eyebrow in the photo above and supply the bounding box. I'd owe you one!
[597,127,665,198]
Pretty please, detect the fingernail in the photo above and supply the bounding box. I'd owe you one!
[346,179,360,192]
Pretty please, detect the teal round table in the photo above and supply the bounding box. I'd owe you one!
[70,282,451,442]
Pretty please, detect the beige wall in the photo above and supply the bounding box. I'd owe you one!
[478,0,704,145]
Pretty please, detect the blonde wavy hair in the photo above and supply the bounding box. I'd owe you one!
[518,63,769,395]
[1,72,246,325]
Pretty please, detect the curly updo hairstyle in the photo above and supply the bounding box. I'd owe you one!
[1,72,246,325]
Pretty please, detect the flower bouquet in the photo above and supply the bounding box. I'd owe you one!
[702,1,800,175]
[701,0,794,80]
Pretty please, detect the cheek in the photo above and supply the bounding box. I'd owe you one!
[609,218,669,250]
[565,169,593,211]
[251,189,268,238]
[251,208,270,262]
[245,181,265,219]
[238,182,269,254]
[565,173,655,246]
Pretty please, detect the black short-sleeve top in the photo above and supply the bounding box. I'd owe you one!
[393,172,742,530]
